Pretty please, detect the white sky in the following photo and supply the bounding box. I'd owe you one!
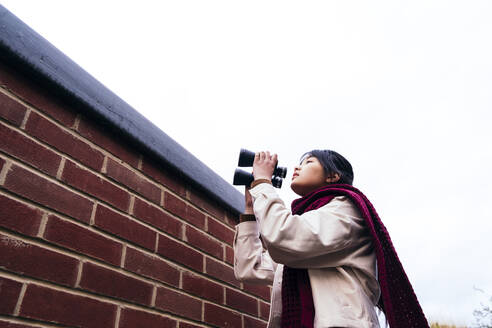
[2,1,492,325]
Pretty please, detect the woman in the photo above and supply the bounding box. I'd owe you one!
[233,150,428,328]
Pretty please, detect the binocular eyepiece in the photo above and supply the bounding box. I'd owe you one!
[233,149,287,188]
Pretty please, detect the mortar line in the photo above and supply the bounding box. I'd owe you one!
[101,155,108,174]
[128,195,135,215]
[19,108,30,130]
[137,154,143,170]
[55,157,66,180]
[72,114,81,131]
[89,202,97,226]
[114,305,121,328]
[13,283,27,316]
[120,244,127,268]
[36,213,49,238]
[0,160,12,185]
[151,285,157,307]
[74,260,84,288]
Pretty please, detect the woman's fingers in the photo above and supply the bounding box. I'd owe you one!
[256,151,276,160]
[255,151,277,163]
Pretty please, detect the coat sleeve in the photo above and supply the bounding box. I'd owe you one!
[248,183,368,268]
[233,221,277,284]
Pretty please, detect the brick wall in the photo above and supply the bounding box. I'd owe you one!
[0,61,271,327]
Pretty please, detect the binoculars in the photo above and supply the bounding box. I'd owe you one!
[233,149,287,188]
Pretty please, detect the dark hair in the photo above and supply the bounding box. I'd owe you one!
[300,149,354,185]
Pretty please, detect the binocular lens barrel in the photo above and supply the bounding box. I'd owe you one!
[274,167,287,179]
[238,148,287,179]
[272,176,283,188]
[233,148,286,189]
[233,168,254,186]
[238,149,255,167]
[233,169,283,188]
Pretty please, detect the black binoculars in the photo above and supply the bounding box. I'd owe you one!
[233,149,287,188]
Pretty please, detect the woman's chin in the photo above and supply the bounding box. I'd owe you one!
[290,183,307,196]
[291,182,330,197]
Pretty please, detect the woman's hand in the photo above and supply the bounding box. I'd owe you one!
[253,151,277,181]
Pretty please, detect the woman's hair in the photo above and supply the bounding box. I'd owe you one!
[300,149,354,185]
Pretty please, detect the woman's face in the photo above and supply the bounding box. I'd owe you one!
[290,156,339,196]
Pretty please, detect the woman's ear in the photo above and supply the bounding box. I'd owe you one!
[325,173,340,183]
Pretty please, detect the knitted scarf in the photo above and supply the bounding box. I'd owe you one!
[281,184,429,328]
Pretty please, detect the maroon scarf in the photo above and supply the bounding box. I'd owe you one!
[281,184,429,328]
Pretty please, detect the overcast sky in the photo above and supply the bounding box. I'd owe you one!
[2,1,492,325]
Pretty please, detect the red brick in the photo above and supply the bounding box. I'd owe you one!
[154,286,202,321]
[188,188,226,221]
[0,194,43,237]
[0,92,27,127]
[156,234,203,272]
[77,115,140,168]
[181,271,224,303]
[243,283,271,302]
[208,217,235,245]
[119,308,176,328]
[225,246,234,265]
[133,197,181,238]
[0,122,62,177]
[20,283,117,328]
[0,232,79,286]
[164,192,186,218]
[79,262,153,306]
[185,205,206,229]
[185,225,223,259]
[105,158,161,204]
[25,111,103,171]
[0,277,23,315]
[141,157,186,197]
[205,258,240,288]
[44,214,122,266]
[226,288,258,316]
[0,62,77,127]
[244,316,268,328]
[124,247,180,287]
[62,159,130,212]
[203,303,242,328]
[2,163,93,223]
[259,301,270,320]
[160,205,208,234]
[94,204,156,251]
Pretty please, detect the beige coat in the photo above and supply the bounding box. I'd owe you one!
[233,183,381,328]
